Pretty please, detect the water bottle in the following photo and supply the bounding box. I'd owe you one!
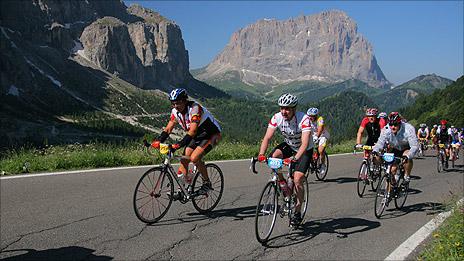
[279,180,290,199]
[287,177,294,192]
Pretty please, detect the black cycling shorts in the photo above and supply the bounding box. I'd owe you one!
[186,132,221,155]
[269,142,312,174]
[390,147,410,158]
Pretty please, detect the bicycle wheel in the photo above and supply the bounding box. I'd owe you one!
[437,154,443,173]
[255,182,278,244]
[370,163,381,192]
[315,153,329,181]
[394,177,409,209]
[374,175,390,218]
[133,167,173,224]
[191,163,224,214]
[357,162,368,197]
[299,175,310,220]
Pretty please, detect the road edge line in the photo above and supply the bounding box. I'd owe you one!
[385,197,464,261]
[0,151,359,180]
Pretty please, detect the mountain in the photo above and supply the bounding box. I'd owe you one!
[195,10,391,96]
[401,75,464,127]
[0,0,226,147]
[372,74,454,112]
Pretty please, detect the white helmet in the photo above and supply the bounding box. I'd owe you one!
[307,107,319,116]
[278,93,298,107]
[433,124,437,128]
[420,123,426,128]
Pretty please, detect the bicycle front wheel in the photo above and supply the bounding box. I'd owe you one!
[191,163,224,214]
[437,154,443,173]
[300,175,310,220]
[357,162,368,197]
[315,152,329,181]
[133,167,173,224]
[370,164,381,192]
[374,175,390,219]
[255,182,278,244]
[394,177,409,209]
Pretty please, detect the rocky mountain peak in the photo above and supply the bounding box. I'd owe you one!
[127,4,170,24]
[197,10,390,88]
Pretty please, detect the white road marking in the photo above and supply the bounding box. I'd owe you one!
[0,151,359,180]
[385,198,464,260]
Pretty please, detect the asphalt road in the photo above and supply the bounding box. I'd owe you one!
[1,151,463,260]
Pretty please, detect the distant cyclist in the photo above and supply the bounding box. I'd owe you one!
[355,108,387,148]
[417,123,429,140]
[307,107,330,175]
[430,124,438,148]
[150,88,222,200]
[373,112,419,184]
[436,120,451,168]
[258,93,313,226]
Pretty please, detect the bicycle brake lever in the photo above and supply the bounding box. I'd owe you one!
[250,157,258,174]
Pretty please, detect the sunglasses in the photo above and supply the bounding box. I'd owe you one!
[389,122,400,127]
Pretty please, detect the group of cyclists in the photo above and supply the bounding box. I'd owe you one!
[148,88,462,226]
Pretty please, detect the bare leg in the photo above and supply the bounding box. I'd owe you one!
[293,171,305,213]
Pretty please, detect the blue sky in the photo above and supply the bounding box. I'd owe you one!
[125,1,463,85]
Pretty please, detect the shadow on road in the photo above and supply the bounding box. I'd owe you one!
[147,205,257,227]
[0,247,112,260]
[263,217,380,248]
[319,177,358,184]
[380,201,445,219]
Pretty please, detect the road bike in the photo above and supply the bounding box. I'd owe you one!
[374,152,409,218]
[417,138,429,157]
[250,157,309,244]
[437,143,448,173]
[307,142,329,181]
[133,143,224,224]
[354,145,381,197]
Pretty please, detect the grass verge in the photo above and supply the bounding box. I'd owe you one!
[417,200,464,260]
[0,139,357,175]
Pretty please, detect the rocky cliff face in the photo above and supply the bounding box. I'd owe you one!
[197,10,390,88]
[1,0,220,94]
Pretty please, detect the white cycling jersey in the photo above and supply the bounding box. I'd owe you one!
[373,122,419,159]
[268,111,314,151]
[170,101,221,134]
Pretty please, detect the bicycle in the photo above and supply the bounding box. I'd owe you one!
[437,143,447,173]
[250,157,309,244]
[306,142,329,181]
[418,138,428,157]
[450,143,459,169]
[354,145,381,197]
[133,143,224,224]
[374,152,409,218]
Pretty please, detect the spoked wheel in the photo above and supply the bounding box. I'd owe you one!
[357,162,368,197]
[255,182,278,244]
[315,153,329,181]
[374,175,390,219]
[133,167,173,224]
[299,175,310,221]
[191,163,224,214]
[370,164,381,192]
[437,154,443,173]
[394,177,409,209]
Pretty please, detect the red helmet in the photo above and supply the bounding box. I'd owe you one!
[388,112,402,125]
[440,119,447,125]
[366,108,378,116]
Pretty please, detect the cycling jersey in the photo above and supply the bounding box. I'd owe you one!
[373,122,419,159]
[430,128,437,137]
[309,116,330,139]
[359,117,385,145]
[437,127,451,144]
[418,128,429,138]
[170,101,221,136]
[268,111,313,151]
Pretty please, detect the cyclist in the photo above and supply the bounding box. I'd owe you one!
[436,119,451,168]
[430,124,438,148]
[417,123,429,152]
[373,112,419,184]
[355,108,387,148]
[258,93,313,226]
[307,107,330,175]
[151,88,222,200]
[450,126,461,159]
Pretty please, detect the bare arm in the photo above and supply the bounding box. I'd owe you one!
[356,126,365,144]
[259,127,276,156]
